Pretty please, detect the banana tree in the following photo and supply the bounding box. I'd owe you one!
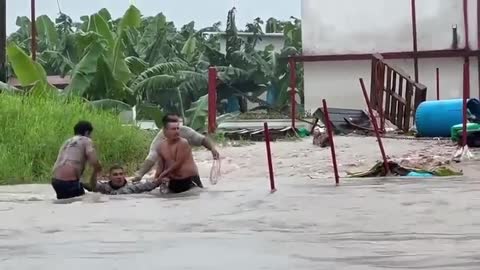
[6,5,300,131]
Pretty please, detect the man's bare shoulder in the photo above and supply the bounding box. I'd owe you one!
[178,137,189,144]
[177,138,191,149]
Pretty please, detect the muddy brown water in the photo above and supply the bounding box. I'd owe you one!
[1,176,479,269]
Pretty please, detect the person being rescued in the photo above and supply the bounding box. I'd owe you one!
[84,165,162,195]
[154,115,203,194]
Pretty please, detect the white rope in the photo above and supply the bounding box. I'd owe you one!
[209,158,222,185]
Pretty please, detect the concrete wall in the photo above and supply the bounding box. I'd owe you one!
[301,0,479,113]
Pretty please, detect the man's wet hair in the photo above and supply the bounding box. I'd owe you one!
[162,113,180,128]
[109,164,124,173]
[74,120,93,136]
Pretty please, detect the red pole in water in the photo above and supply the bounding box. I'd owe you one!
[436,67,440,100]
[263,122,276,193]
[207,66,217,134]
[322,99,340,185]
[411,0,419,82]
[462,60,470,147]
[359,78,390,175]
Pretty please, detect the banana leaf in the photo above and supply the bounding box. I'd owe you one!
[185,94,208,131]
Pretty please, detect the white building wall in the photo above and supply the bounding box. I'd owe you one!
[302,0,479,113]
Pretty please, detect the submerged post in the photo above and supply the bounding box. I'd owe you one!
[263,122,276,193]
[411,0,419,82]
[289,57,297,130]
[322,99,340,185]
[208,66,217,134]
[359,78,390,175]
[462,60,470,147]
[436,67,440,100]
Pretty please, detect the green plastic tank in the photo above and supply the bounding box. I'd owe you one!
[451,122,480,141]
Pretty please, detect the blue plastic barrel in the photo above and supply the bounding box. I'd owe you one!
[415,98,480,137]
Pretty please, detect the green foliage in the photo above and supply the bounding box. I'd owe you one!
[6,5,304,132]
[0,93,151,185]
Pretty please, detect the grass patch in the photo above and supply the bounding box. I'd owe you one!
[0,93,152,185]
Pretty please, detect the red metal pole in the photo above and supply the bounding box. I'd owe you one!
[208,66,217,134]
[322,99,340,185]
[289,58,297,130]
[263,122,276,193]
[436,67,440,100]
[30,0,36,61]
[477,0,480,98]
[463,0,470,50]
[411,0,419,82]
[462,60,469,147]
[359,78,390,175]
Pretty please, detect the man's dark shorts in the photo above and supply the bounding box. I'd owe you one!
[168,175,203,193]
[51,178,85,199]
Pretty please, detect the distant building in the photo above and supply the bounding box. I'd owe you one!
[301,0,479,113]
[204,32,285,53]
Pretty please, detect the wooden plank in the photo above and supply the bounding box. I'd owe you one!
[385,90,407,104]
[396,78,405,129]
[384,67,392,119]
[404,83,413,131]
[370,57,378,108]
[378,63,386,131]
[390,72,398,124]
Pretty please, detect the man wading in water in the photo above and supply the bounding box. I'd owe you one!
[131,113,219,183]
[51,121,102,200]
[155,116,203,193]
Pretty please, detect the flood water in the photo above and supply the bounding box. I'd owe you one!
[1,177,480,269]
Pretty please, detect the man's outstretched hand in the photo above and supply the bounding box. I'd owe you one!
[211,149,220,160]
[129,176,142,183]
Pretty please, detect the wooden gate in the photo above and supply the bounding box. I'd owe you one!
[369,54,427,132]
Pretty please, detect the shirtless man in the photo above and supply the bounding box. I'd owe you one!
[155,116,202,194]
[131,113,219,182]
[51,121,102,200]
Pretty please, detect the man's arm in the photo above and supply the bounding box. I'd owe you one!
[85,139,102,191]
[157,140,190,179]
[82,181,111,194]
[154,145,165,180]
[117,181,161,194]
[180,126,219,159]
[202,137,219,159]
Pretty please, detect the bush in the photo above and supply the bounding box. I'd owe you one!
[0,93,152,185]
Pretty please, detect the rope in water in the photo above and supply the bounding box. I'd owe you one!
[209,159,222,185]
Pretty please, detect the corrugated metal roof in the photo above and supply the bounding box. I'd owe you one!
[8,75,71,89]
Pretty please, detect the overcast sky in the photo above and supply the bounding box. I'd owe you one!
[8,0,300,34]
